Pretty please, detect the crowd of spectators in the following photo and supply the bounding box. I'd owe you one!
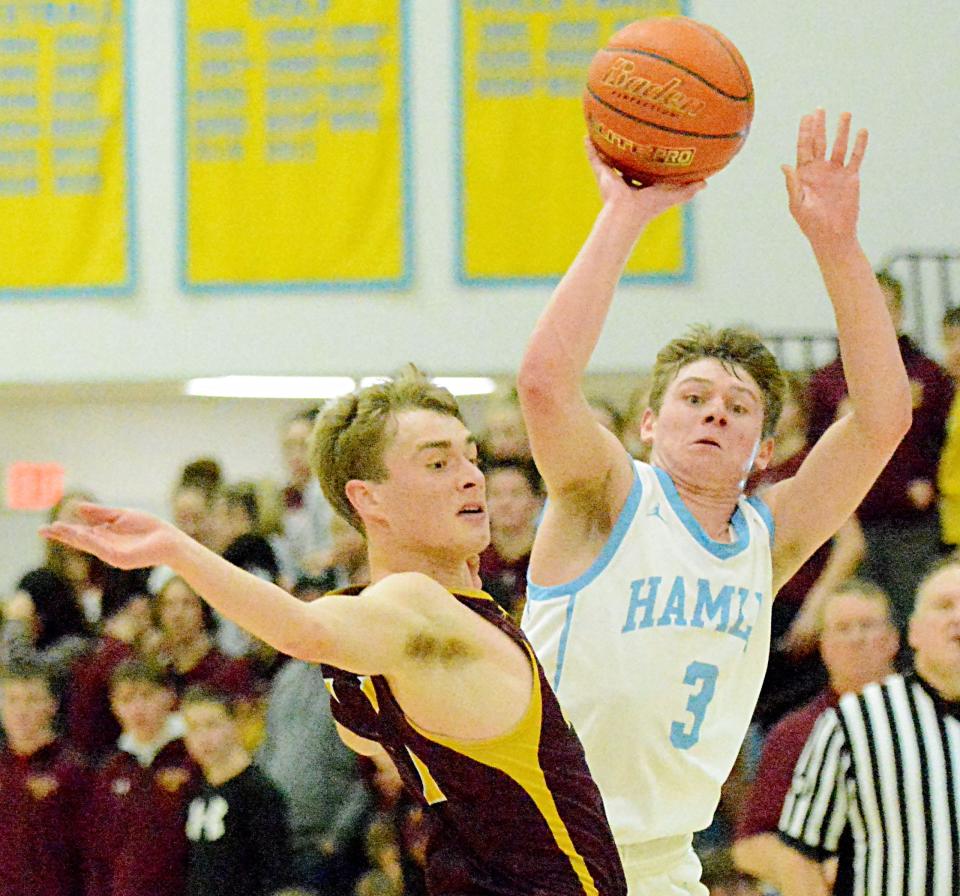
[3,272,958,895]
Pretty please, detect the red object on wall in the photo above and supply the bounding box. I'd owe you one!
[5,462,65,511]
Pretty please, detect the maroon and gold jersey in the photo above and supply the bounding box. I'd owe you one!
[321,586,626,896]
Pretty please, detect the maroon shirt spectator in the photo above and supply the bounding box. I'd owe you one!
[750,449,829,611]
[88,739,199,896]
[807,280,954,628]
[66,635,136,760]
[0,662,91,896]
[172,644,253,697]
[0,740,90,896]
[157,576,255,699]
[478,458,542,621]
[807,333,954,522]
[736,688,837,839]
[478,548,530,620]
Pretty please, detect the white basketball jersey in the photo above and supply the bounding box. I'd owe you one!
[522,461,773,845]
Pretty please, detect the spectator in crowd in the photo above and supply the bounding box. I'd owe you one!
[178,457,224,500]
[16,492,150,638]
[279,407,335,579]
[1,573,89,674]
[88,659,199,896]
[359,750,427,896]
[749,373,866,725]
[248,476,303,592]
[775,561,960,896]
[154,576,253,698]
[0,659,89,896]
[65,588,162,761]
[937,305,960,550]
[806,269,954,627]
[150,477,223,595]
[732,580,899,889]
[479,391,532,462]
[257,577,371,896]
[208,482,281,665]
[171,483,215,547]
[477,457,543,620]
[360,815,406,896]
[182,686,293,896]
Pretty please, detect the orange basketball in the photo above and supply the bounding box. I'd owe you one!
[584,17,753,185]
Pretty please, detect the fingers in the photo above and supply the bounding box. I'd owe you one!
[811,107,827,159]
[40,522,95,553]
[829,112,852,165]
[74,502,121,525]
[795,113,813,165]
[848,128,868,172]
[667,180,707,203]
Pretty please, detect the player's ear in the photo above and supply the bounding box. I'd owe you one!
[638,407,657,444]
[344,480,381,527]
[751,436,776,472]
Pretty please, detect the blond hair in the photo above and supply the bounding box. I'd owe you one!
[310,365,462,532]
[648,325,785,437]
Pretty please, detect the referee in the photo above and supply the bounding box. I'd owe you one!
[776,559,960,896]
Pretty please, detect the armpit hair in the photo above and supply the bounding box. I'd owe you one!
[556,470,615,537]
[404,631,478,665]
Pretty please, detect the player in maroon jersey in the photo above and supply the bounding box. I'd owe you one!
[42,367,627,896]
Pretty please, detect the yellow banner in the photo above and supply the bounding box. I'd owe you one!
[181,0,409,290]
[457,0,689,284]
[0,0,132,294]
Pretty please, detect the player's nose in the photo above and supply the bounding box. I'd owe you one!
[461,460,484,490]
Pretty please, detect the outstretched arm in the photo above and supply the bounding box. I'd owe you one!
[517,142,703,551]
[42,504,424,675]
[766,110,911,588]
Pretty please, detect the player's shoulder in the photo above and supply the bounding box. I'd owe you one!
[363,572,451,609]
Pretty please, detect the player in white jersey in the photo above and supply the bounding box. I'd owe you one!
[517,109,912,895]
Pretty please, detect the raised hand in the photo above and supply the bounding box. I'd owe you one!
[585,137,705,227]
[782,109,867,249]
[40,503,183,571]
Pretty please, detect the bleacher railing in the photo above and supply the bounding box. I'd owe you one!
[760,251,960,371]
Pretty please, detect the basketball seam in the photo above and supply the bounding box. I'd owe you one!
[599,47,752,102]
[586,89,750,140]
[681,19,753,97]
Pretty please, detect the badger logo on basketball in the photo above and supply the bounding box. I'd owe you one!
[601,59,706,118]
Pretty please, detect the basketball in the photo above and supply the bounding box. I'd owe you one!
[583,16,754,186]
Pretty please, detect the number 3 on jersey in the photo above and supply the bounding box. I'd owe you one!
[670,661,719,750]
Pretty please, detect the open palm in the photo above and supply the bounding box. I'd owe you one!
[41,503,181,570]
[783,109,867,246]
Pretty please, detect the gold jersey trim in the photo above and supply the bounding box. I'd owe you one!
[404,641,600,896]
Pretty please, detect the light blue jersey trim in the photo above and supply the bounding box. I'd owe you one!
[552,593,578,692]
[526,465,643,601]
[653,466,751,560]
[745,495,776,549]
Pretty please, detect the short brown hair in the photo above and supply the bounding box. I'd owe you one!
[310,365,462,532]
[817,578,894,634]
[647,325,785,437]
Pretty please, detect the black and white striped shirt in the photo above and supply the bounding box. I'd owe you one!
[778,672,960,896]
